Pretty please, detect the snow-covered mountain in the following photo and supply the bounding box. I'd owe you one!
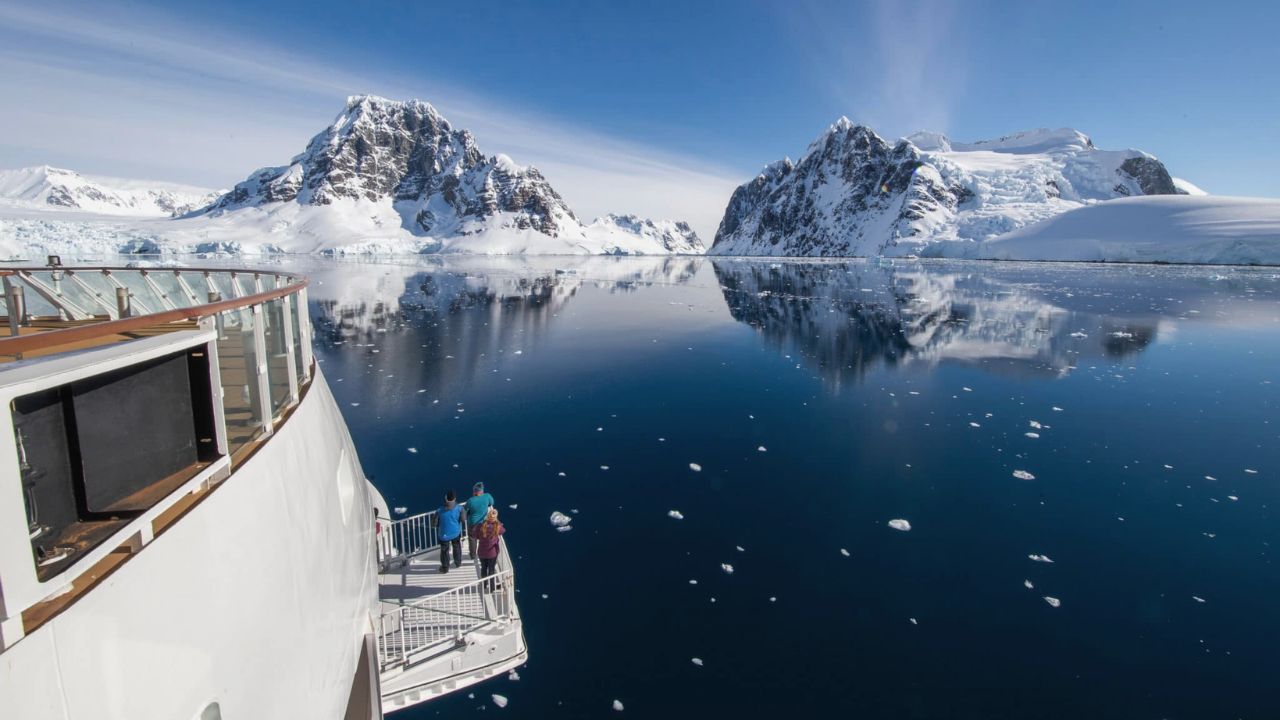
[709,121,1186,257]
[0,166,218,217]
[583,214,704,254]
[193,95,701,255]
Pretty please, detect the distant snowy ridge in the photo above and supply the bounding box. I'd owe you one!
[709,121,1187,258]
[0,96,702,257]
[976,195,1280,265]
[0,166,218,217]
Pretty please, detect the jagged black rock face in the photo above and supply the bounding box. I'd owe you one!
[205,96,576,237]
[1118,157,1180,196]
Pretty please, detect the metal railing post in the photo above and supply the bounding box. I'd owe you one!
[116,287,130,319]
[252,304,273,434]
[5,281,23,336]
[281,294,299,403]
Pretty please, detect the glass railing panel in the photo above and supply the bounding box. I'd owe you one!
[20,271,106,317]
[216,306,263,453]
[104,271,168,312]
[146,272,193,308]
[290,294,307,381]
[261,298,292,415]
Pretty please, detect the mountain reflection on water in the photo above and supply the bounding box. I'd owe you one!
[712,259,1160,388]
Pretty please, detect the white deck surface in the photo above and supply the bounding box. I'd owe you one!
[378,545,481,607]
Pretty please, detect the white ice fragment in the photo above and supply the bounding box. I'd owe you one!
[407,447,418,454]
[689,463,703,472]
[613,700,625,711]
[691,658,704,666]
[555,526,572,533]
[393,506,407,515]
[1070,331,1088,338]
[1193,596,1206,603]
[1043,596,1061,608]
[735,545,745,552]
[350,402,360,407]
[689,579,698,585]
[888,519,912,532]
[1024,579,1034,589]
[1245,468,1258,474]
[969,422,981,428]
[1205,475,1217,481]
[600,465,610,471]
[508,670,520,681]
[1012,470,1036,481]
[840,548,850,557]
[1029,420,1043,429]
[962,387,973,392]
[509,504,518,510]
[541,593,548,599]
[492,694,508,708]
[1029,554,1054,563]
[513,350,523,355]
[549,511,572,527]
[757,446,767,452]
[1025,432,1040,439]
[769,596,777,602]
[909,617,918,625]
[1227,495,1239,501]
[668,510,685,520]
[721,563,735,574]
[1052,406,1064,412]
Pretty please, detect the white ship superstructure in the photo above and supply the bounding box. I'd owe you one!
[0,260,524,718]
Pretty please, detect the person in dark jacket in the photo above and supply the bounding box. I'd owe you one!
[474,506,505,589]
[434,490,465,573]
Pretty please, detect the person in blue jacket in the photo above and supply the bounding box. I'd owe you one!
[434,490,465,573]
[464,482,495,559]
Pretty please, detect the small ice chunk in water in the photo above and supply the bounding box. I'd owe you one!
[736,546,745,552]
[691,658,704,666]
[689,463,703,472]
[962,387,973,392]
[769,596,777,602]
[1244,468,1258,474]
[1029,554,1054,563]
[1070,331,1088,338]
[393,506,407,515]
[550,511,572,527]
[888,519,912,532]
[840,548,850,557]
[668,510,685,520]
[721,563,735,574]
[509,504,518,510]
[600,465,610,471]
[689,579,698,585]
[1227,495,1239,501]
[1193,596,1206,603]
[1024,579,1034,589]
[613,700,625,711]
[1029,420,1043,429]
[492,694,508,708]
[508,670,520,681]
[407,447,418,454]
[1052,406,1064,412]
[1025,432,1040,439]
[1013,470,1036,481]
[757,446,768,452]
[1205,475,1217,481]
[969,422,981,428]
[1043,596,1061,608]
[909,617,918,625]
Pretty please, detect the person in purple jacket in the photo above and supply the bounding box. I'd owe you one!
[473,506,506,590]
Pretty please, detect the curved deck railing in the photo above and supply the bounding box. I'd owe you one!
[0,263,318,649]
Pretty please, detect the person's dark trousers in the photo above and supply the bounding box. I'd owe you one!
[439,536,461,570]
[480,557,497,590]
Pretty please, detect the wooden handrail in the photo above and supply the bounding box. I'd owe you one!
[0,270,307,356]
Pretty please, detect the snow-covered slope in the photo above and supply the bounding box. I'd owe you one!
[0,166,218,217]
[709,121,1186,257]
[976,195,1280,265]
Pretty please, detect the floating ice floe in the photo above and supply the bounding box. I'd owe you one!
[407,447,418,454]
[909,618,918,625]
[689,463,703,472]
[721,563,735,574]
[393,506,407,515]
[689,579,698,585]
[492,694,508,708]
[1029,554,1054,563]
[509,504,518,510]
[549,511,572,527]
[350,402,360,407]
[513,350,523,355]
[969,422,981,428]
[736,545,745,552]
[613,700,625,711]
[757,446,767,452]
[600,465,610,471]
[1193,596,1206,603]
[769,596,777,602]
[668,510,685,520]
[1012,470,1036,481]
[962,387,973,392]
[888,519,912,532]
[1205,475,1217,481]
[555,526,572,533]
[840,548,850,557]
[1024,579,1034,589]
[1245,468,1258,474]
[1052,406,1064,412]
[508,669,520,681]
[1043,596,1061,608]
[1025,432,1040,439]
[1069,331,1088,338]
[1227,495,1239,501]
[1029,420,1043,429]
[691,658,704,666]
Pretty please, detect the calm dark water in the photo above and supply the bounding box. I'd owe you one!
[298,256,1278,719]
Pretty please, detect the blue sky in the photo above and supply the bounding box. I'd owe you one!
[1,0,1276,238]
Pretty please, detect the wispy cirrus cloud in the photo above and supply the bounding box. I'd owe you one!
[0,1,741,239]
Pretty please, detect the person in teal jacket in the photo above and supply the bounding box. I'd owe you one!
[435,490,465,573]
[464,482,495,559]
